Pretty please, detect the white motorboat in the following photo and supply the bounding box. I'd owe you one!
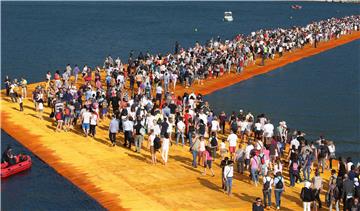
[224,11,233,22]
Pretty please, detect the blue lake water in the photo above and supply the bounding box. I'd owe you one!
[205,40,360,161]
[1,130,104,210]
[1,1,359,209]
[2,1,359,83]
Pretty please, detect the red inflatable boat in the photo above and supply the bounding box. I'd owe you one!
[1,155,32,178]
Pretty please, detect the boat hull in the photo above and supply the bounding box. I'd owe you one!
[1,155,32,178]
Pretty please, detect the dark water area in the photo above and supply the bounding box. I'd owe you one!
[1,130,105,210]
[2,1,359,84]
[205,40,360,162]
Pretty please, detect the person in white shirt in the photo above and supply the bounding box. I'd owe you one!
[176,117,186,146]
[290,138,300,151]
[211,116,220,134]
[263,120,274,139]
[81,109,92,137]
[171,72,178,90]
[254,119,262,139]
[89,111,98,138]
[327,141,336,169]
[155,84,163,103]
[224,161,234,195]
[161,133,170,165]
[123,117,134,148]
[227,131,238,161]
[239,118,248,141]
[263,172,274,208]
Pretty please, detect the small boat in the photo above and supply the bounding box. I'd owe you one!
[291,5,302,10]
[224,11,233,22]
[1,155,32,178]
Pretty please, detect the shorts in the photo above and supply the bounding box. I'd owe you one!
[64,116,71,123]
[206,160,212,168]
[229,146,236,153]
[82,123,90,130]
[150,146,155,154]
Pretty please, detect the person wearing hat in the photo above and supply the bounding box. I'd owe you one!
[300,180,315,211]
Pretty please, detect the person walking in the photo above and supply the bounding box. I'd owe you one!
[134,117,145,153]
[81,108,91,137]
[161,133,171,165]
[190,135,201,168]
[109,115,119,147]
[18,95,23,112]
[342,174,355,211]
[300,180,315,211]
[273,171,285,210]
[123,117,134,148]
[209,132,218,161]
[312,170,323,210]
[250,154,260,186]
[202,146,215,176]
[227,130,238,161]
[224,160,234,196]
[89,111,98,138]
[235,144,245,174]
[148,129,156,164]
[176,117,186,146]
[262,171,273,209]
[328,169,340,211]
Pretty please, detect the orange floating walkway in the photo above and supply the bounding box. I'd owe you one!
[1,31,359,210]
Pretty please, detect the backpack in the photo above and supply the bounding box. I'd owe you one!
[275,176,283,189]
[153,137,161,151]
[210,136,218,147]
[263,177,270,191]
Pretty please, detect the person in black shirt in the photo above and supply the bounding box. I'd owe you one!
[168,102,177,115]
[252,197,264,211]
[198,119,206,137]
[160,118,169,137]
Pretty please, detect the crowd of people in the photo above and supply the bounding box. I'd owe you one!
[3,15,360,211]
